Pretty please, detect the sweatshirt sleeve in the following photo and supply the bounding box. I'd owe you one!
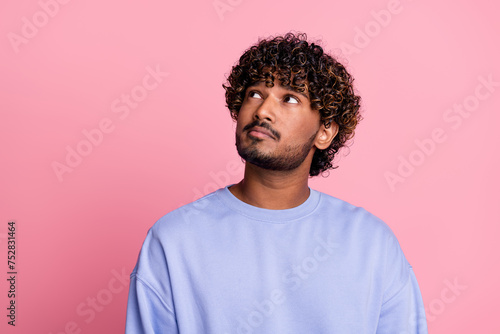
[375,228,428,334]
[376,267,428,334]
[125,226,179,334]
[125,274,179,334]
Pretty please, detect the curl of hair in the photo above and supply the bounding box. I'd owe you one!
[223,32,362,176]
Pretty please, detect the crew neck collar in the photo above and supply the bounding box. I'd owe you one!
[216,184,321,223]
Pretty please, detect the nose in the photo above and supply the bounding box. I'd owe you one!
[253,95,276,123]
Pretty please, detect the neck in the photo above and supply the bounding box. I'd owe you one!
[229,162,311,210]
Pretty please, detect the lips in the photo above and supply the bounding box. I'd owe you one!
[247,126,276,140]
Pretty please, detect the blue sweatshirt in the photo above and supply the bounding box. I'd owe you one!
[125,186,428,333]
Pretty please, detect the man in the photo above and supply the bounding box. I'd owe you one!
[125,32,428,333]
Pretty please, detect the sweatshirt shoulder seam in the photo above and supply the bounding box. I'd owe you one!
[131,273,176,316]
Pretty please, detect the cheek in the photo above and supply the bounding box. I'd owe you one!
[286,117,319,138]
[235,116,244,130]
[235,107,255,131]
[235,120,246,138]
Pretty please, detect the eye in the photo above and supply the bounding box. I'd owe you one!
[248,91,262,99]
[283,95,300,104]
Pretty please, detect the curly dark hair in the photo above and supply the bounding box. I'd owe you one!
[223,32,362,177]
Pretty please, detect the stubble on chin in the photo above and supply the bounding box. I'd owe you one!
[235,131,316,171]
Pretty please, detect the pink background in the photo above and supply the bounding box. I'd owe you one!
[1,0,499,333]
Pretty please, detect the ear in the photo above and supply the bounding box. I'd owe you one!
[315,121,338,150]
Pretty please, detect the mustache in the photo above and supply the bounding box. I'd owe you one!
[243,120,281,140]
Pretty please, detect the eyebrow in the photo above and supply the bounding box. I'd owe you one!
[248,82,310,100]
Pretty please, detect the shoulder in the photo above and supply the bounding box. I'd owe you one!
[316,190,412,297]
[131,189,223,272]
[315,190,409,274]
[149,188,224,238]
[315,190,396,239]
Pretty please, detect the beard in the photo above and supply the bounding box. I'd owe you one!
[236,130,318,172]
